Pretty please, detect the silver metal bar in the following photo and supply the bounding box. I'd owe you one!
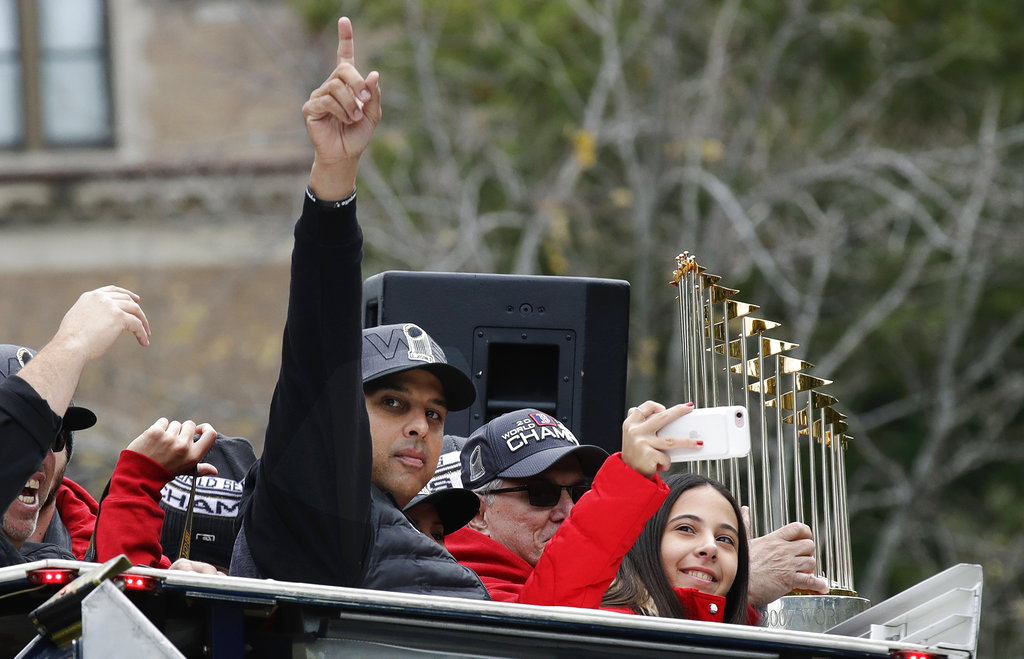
[696,275,709,408]
[774,355,788,526]
[675,257,690,404]
[807,397,821,578]
[740,334,757,538]
[792,377,804,524]
[687,267,701,407]
[828,423,845,591]
[820,408,834,587]
[838,438,853,590]
[757,344,772,531]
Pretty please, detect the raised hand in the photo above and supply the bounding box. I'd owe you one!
[126,418,219,477]
[620,401,701,478]
[55,285,151,358]
[303,16,382,200]
[18,285,150,417]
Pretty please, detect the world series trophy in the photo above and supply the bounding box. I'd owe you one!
[670,252,869,631]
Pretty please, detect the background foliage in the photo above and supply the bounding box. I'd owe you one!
[291,0,1023,652]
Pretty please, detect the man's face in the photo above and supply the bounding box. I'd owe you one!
[41,446,68,509]
[2,450,56,548]
[366,369,447,508]
[474,455,585,567]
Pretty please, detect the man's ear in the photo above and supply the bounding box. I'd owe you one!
[467,496,489,534]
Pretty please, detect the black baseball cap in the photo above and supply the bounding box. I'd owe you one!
[160,434,258,568]
[403,435,479,536]
[0,344,97,431]
[461,409,607,489]
[362,323,476,411]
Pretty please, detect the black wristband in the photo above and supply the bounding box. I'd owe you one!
[305,185,356,209]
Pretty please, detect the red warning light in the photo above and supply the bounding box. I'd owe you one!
[117,574,159,592]
[27,568,78,585]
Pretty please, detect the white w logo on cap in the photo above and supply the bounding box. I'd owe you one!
[404,323,436,363]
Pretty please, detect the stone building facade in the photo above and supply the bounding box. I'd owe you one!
[0,0,331,490]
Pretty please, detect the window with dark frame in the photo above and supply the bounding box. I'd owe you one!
[0,0,113,151]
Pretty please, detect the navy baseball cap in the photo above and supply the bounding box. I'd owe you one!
[461,409,607,489]
[403,435,480,536]
[362,323,476,412]
[0,344,97,432]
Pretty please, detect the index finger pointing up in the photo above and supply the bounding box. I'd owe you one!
[336,16,355,67]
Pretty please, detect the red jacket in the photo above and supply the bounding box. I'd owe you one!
[447,452,668,608]
[54,478,99,559]
[92,450,174,568]
[606,587,761,625]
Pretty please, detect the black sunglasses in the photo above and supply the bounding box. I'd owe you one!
[52,428,72,454]
[490,482,590,508]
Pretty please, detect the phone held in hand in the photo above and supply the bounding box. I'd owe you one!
[656,405,751,462]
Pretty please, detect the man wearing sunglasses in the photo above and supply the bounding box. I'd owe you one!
[17,408,98,561]
[0,365,97,562]
[0,285,151,567]
[448,402,698,606]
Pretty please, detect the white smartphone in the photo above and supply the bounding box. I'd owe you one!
[656,405,751,462]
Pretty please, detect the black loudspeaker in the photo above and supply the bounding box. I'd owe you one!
[362,271,630,455]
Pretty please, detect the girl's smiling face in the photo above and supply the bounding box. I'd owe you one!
[659,484,740,597]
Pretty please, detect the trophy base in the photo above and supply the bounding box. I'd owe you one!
[761,594,870,632]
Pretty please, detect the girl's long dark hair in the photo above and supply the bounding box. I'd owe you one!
[602,472,750,624]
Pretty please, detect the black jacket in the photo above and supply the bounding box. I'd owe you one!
[0,375,75,565]
[230,194,487,599]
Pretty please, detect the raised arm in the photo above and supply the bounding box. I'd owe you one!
[238,17,383,586]
[515,402,701,607]
[18,286,149,418]
[1,286,148,538]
